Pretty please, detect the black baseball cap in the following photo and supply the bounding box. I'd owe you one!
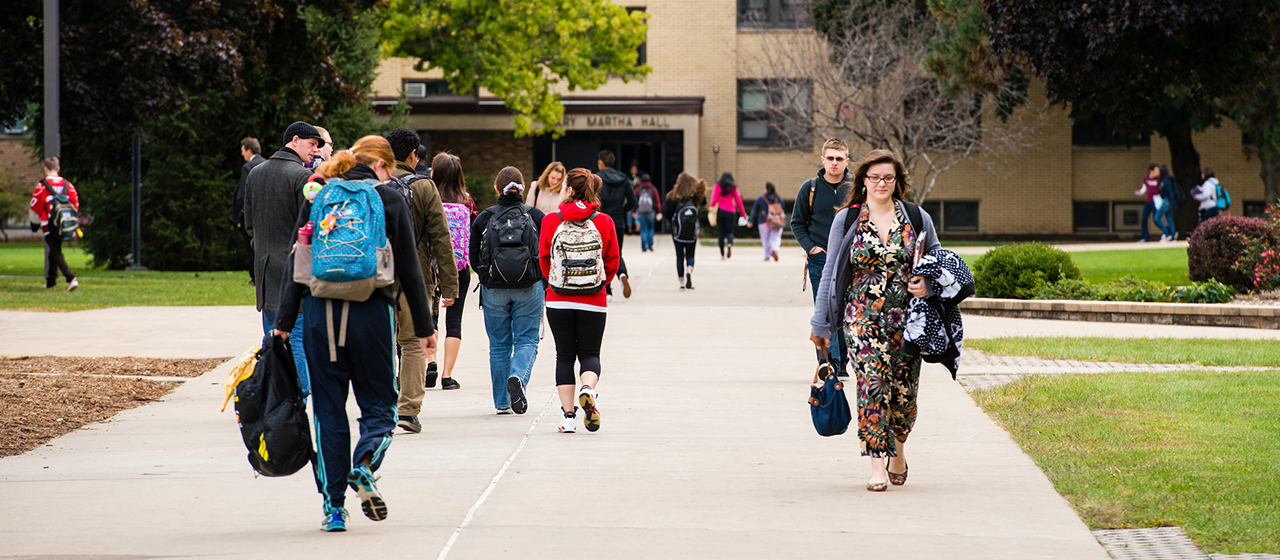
[283,121,326,148]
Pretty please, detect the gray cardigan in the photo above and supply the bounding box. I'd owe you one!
[810,201,941,339]
[243,148,311,312]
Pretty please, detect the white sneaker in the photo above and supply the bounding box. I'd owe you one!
[65,278,79,292]
[558,408,577,433]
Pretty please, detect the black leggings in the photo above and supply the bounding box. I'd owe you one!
[546,307,606,386]
[443,268,470,339]
[674,240,696,278]
[716,208,736,255]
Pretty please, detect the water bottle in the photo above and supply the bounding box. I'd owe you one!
[298,222,314,245]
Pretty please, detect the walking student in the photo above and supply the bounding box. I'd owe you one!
[1134,164,1160,242]
[792,137,855,377]
[710,172,747,259]
[244,121,324,395]
[596,150,636,299]
[809,149,940,492]
[633,174,662,252]
[1192,168,1220,225]
[471,167,546,415]
[29,157,79,292]
[526,161,567,216]
[383,129,459,434]
[231,138,266,285]
[433,152,478,396]
[540,168,620,432]
[1155,165,1182,241]
[663,172,706,290]
[747,182,785,261]
[273,135,437,532]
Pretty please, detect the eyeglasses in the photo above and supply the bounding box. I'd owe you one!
[865,175,896,185]
[824,156,846,163]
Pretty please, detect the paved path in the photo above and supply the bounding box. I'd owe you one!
[4,238,1268,559]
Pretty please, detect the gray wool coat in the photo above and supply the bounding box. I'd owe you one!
[243,148,311,312]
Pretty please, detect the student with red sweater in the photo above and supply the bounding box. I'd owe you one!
[29,157,80,291]
[539,168,620,433]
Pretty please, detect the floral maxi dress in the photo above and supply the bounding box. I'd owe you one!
[842,204,922,458]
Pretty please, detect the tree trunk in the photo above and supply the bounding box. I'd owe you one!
[1261,151,1280,209]
[1164,127,1202,237]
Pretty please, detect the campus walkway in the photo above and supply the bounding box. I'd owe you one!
[4,240,1276,559]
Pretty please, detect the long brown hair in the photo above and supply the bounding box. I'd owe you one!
[667,171,706,203]
[840,149,912,208]
[536,161,567,193]
[316,135,395,179]
[431,152,467,203]
[564,168,602,204]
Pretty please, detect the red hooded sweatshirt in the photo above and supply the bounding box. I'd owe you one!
[539,200,620,312]
[29,176,79,235]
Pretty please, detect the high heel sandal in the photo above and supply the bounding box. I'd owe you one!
[887,463,908,486]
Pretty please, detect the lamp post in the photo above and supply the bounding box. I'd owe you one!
[127,133,147,271]
[43,0,59,158]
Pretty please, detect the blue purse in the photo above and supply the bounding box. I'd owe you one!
[809,347,852,437]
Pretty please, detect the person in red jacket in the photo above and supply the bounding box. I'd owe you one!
[29,157,79,291]
[539,168,620,433]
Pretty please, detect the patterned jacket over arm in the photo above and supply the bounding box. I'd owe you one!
[903,249,975,378]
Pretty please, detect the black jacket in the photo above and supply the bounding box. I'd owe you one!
[244,147,311,312]
[597,168,636,222]
[790,169,853,253]
[469,195,546,288]
[274,164,434,338]
[231,154,266,226]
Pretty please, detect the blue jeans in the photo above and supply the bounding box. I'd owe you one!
[481,282,545,409]
[1140,201,1155,241]
[637,212,656,251]
[1154,203,1176,238]
[262,309,311,397]
[808,251,846,374]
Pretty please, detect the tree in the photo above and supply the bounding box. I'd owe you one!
[1224,4,1280,208]
[380,0,651,137]
[981,0,1267,232]
[743,1,1038,203]
[0,0,384,269]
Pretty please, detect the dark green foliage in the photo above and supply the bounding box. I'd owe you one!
[1035,278,1098,300]
[1036,276,1235,303]
[1187,215,1273,292]
[1170,279,1236,304]
[0,0,382,270]
[974,243,1080,299]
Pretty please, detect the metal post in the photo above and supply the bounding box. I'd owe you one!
[43,0,59,158]
[127,134,147,271]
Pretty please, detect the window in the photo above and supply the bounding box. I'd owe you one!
[403,80,467,99]
[628,7,647,67]
[1112,203,1144,232]
[1072,115,1149,147]
[1073,201,1110,231]
[739,0,808,28]
[738,79,812,147]
[922,200,979,232]
[1244,201,1268,218]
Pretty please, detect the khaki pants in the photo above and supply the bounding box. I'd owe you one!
[395,290,428,417]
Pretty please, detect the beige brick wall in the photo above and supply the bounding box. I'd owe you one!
[0,138,42,192]
[425,131,534,185]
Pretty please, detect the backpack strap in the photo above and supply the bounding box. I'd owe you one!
[903,201,924,236]
[804,179,815,225]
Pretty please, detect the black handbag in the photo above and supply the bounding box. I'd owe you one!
[808,347,852,437]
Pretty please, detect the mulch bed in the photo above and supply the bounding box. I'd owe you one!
[0,356,229,458]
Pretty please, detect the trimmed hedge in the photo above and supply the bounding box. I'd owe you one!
[1187,216,1273,292]
[974,243,1081,299]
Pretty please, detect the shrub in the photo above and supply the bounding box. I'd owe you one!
[1096,276,1172,302]
[974,242,1081,299]
[1187,215,1273,292]
[1036,278,1099,300]
[1170,279,1236,304]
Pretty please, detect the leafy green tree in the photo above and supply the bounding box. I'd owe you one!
[0,0,384,269]
[380,0,650,137]
[1223,4,1280,207]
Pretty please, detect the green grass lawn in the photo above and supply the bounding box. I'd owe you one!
[967,337,1280,367]
[974,369,1280,554]
[0,242,254,311]
[960,247,1191,286]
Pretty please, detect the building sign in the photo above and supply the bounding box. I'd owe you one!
[558,115,673,130]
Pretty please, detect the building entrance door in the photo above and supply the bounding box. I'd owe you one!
[533,130,683,195]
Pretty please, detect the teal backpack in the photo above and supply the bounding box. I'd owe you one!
[293,178,395,304]
[1216,181,1231,210]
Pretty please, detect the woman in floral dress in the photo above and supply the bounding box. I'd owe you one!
[809,149,940,491]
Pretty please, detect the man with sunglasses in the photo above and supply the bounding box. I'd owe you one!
[792,137,855,377]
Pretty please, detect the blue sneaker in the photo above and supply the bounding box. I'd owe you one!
[321,507,348,532]
[346,464,387,521]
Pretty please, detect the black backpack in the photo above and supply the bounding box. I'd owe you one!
[234,335,314,477]
[672,199,700,242]
[42,180,80,241]
[842,201,925,238]
[478,203,540,289]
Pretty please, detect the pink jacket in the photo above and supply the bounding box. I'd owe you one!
[709,184,746,215]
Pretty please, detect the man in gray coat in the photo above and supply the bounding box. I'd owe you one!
[244,121,324,395]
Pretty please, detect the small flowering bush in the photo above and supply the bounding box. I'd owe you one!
[1253,249,1280,291]
[1229,205,1280,292]
[1187,215,1273,292]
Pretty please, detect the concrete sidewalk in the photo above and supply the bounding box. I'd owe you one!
[11,239,1251,558]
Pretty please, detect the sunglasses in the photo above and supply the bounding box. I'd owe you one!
[824,156,846,163]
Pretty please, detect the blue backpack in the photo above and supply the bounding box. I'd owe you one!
[310,179,386,282]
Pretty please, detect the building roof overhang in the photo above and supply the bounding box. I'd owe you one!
[371,96,704,116]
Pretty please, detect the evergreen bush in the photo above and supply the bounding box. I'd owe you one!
[974,242,1080,299]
